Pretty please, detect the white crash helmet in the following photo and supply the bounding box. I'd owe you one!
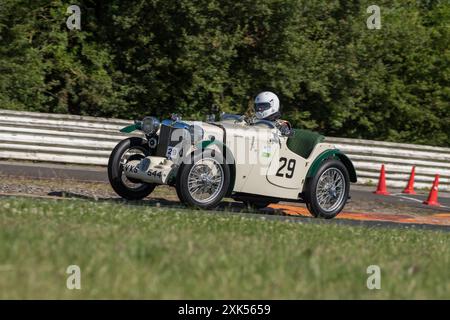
[254,91,280,120]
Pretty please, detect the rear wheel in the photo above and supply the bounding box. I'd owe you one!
[108,137,156,200]
[304,159,349,219]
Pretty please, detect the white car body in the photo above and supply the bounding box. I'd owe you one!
[121,116,355,201]
[109,114,356,217]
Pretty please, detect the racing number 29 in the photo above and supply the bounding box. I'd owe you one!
[276,157,296,178]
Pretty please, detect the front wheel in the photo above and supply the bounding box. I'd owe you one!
[176,149,230,209]
[304,159,350,219]
[108,137,156,200]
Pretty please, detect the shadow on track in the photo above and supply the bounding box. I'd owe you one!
[46,190,286,216]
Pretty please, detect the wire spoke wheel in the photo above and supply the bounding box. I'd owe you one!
[187,157,224,203]
[315,167,346,212]
[108,137,156,200]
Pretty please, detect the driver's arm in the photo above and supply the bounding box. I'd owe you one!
[276,119,292,136]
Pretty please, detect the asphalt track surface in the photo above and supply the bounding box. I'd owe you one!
[1,160,450,232]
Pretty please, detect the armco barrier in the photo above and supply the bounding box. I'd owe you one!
[0,109,449,191]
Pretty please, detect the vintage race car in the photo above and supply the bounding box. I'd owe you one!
[108,114,357,218]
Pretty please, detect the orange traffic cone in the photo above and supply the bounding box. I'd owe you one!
[402,166,417,194]
[374,164,390,195]
[423,175,440,206]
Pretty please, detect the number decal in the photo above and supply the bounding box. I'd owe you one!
[276,157,287,177]
[276,157,296,179]
[286,158,296,178]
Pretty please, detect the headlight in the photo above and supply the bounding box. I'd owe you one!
[189,125,204,143]
[141,117,160,135]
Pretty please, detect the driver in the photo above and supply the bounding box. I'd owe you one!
[254,91,292,135]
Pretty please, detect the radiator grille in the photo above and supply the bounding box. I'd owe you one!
[155,125,171,157]
[156,125,191,157]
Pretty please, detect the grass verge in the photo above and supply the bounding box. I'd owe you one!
[0,197,449,299]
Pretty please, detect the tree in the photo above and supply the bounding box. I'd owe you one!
[0,0,448,146]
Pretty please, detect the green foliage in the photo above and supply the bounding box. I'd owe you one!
[0,0,448,146]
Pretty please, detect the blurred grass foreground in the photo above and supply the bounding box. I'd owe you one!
[0,197,449,299]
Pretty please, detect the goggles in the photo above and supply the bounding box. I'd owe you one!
[255,102,271,112]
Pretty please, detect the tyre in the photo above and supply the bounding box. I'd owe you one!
[108,137,156,200]
[176,149,230,209]
[304,159,350,219]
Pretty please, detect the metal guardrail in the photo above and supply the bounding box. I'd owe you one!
[326,137,450,191]
[0,109,449,191]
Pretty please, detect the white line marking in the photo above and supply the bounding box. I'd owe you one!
[393,195,423,203]
[391,194,450,209]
